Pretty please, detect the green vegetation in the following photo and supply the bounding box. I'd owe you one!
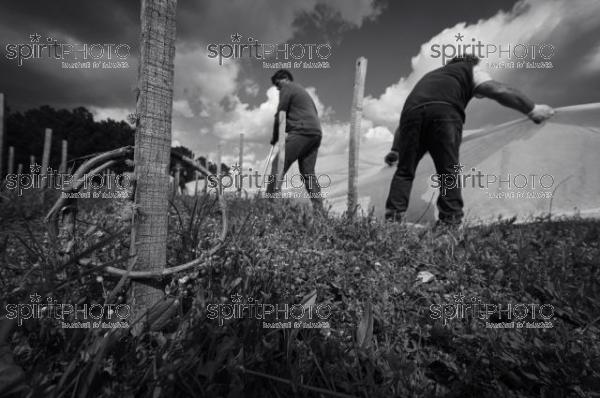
[1,190,599,397]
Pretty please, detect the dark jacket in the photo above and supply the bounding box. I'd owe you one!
[272,82,322,143]
[402,61,476,122]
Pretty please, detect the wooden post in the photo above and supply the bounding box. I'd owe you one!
[216,142,222,197]
[41,128,52,176]
[238,133,244,196]
[40,128,52,202]
[0,93,4,178]
[17,163,22,175]
[276,110,286,191]
[173,162,181,197]
[202,158,208,194]
[129,0,178,326]
[7,146,14,175]
[347,57,367,216]
[59,139,68,173]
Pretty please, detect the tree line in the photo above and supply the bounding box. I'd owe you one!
[2,105,228,183]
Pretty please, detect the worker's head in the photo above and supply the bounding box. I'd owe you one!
[447,54,480,66]
[271,69,293,90]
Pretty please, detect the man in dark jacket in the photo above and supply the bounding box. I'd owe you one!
[266,69,324,211]
[384,54,554,225]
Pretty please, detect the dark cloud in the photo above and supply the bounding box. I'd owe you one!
[0,1,139,111]
[1,1,139,43]
[0,0,381,113]
[1,0,598,164]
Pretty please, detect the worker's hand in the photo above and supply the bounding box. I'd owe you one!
[384,151,399,166]
[528,104,555,124]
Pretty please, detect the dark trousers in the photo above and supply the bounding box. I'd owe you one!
[385,103,464,224]
[266,133,323,209]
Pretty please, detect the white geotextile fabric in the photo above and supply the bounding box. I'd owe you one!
[188,103,600,224]
[305,103,600,223]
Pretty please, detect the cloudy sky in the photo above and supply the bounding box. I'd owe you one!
[1,0,599,169]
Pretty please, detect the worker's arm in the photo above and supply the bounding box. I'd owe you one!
[474,80,534,113]
[385,126,401,166]
[474,80,554,123]
[271,114,279,146]
[271,85,293,145]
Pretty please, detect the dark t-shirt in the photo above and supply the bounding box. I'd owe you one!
[402,61,477,122]
[273,82,322,142]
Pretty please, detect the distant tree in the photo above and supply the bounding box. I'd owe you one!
[5,105,134,173]
[205,161,230,176]
[4,104,224,184]
[196,156,207,169]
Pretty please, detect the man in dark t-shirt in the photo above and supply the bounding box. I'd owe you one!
[384,55,554,225]
[266,69,323,211]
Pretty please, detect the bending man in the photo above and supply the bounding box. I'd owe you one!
[384,55,555,225]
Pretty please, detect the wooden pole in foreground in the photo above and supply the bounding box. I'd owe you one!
[41,128,52,176]
[238,133,244,196]
[347,57,367,216]
[0,93,4,179]
[129,0,178,328]
[59,139,68,173]
[276,110,286,191]
[7,146,14,175]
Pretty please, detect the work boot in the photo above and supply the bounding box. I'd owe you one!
[385,209,405,223]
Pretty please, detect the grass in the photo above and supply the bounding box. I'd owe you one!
[1,189,600,397]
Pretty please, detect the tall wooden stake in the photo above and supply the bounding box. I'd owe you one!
[216,142,222,197]
[194,170,199,195]
[173,162,181,197]
[41,128,52,176]
[238,133,244,196]
[275,110,286,191]
[130,0,178,327]
[202,158,208,194]
[7,146,14,175]
[347,57,367,216]
[40,128,52,202]
[59,139,68,173]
